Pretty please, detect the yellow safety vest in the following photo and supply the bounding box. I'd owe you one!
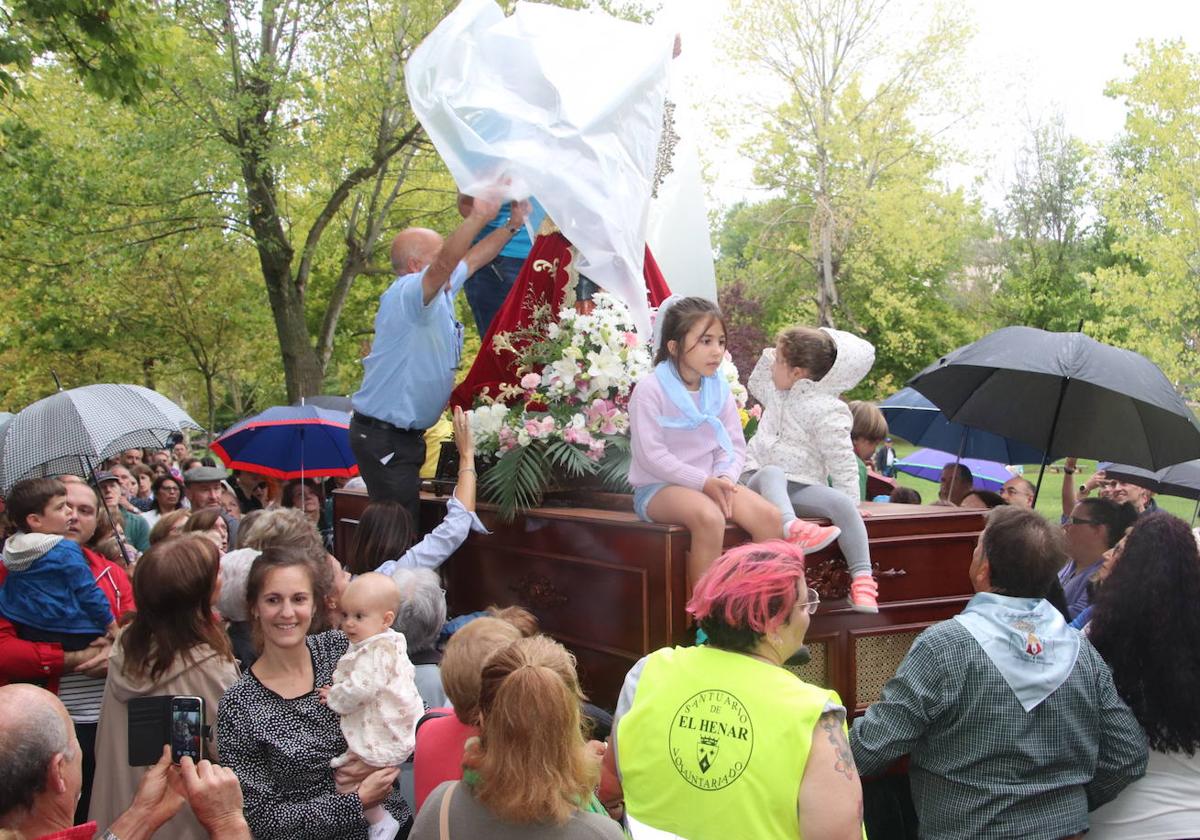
[617,645,839,840]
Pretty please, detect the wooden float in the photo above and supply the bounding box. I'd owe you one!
[333,488,986,711]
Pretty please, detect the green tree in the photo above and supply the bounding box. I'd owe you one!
[992,116,1100,330]
[1090,40,1200,397]
[0,0,168,101]
[726,0,975,329]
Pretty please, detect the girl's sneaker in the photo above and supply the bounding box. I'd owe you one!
[850,576,879,614]
[786,519,841,553]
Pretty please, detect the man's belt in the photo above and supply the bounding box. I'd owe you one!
[351,412,420,434]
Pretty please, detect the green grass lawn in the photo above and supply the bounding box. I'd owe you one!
[888,441,1199,523]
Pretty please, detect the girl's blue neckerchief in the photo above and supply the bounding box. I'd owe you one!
[653,361,734,468]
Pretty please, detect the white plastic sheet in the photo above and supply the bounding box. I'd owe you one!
[406,0,673,335]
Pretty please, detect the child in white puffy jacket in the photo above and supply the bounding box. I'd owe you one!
[742,326,880,612]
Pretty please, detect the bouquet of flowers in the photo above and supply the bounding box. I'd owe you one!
[467,292,747,519]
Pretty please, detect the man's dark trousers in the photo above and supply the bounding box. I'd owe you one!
[349,413,426,524]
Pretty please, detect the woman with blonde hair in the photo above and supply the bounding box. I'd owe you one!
[410,635,623,839]
[411,616,524,810]
[89,534,239,839]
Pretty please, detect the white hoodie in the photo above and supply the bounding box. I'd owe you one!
[744,328,876,500]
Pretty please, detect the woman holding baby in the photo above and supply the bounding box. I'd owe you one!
[217,546,418,840]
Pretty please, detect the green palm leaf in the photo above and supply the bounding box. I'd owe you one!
[480,443,550,521]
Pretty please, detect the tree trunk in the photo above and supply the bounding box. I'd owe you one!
[239,137,325,403]
[142,357,156,390]
[203,369,216,447]
[261,263,325,402]
[819,214,837,327]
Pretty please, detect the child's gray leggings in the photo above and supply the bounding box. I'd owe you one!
[742,465,872,578]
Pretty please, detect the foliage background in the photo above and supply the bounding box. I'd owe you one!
[1,0,1198,457]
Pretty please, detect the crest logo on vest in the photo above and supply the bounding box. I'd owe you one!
[669,689,754,790]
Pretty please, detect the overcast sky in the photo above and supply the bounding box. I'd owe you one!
[658,0,1200,213]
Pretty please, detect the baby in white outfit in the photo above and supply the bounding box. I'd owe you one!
[324,572,423,840]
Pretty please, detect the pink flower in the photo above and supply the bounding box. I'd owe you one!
[622,332,639,347]
[586,398,621,435]
[523,416,555,440]
[749,404,763,420]
[586,439,606,461]
[520,372,541,391]
[497,426,518,453]
[564,426,594,446]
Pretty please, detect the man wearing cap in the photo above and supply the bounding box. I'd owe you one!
[94,472,149,554]
[184,467,239,547]
[350,189,529,519]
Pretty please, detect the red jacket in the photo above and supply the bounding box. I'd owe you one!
[0,546,135,693]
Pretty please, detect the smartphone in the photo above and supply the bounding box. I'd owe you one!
[170,696,205,764]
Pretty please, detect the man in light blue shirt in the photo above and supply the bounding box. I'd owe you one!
[351,193,531,517]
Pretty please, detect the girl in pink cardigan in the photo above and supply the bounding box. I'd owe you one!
[627,296,839,586]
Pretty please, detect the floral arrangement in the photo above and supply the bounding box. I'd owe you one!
[467,292,747,519]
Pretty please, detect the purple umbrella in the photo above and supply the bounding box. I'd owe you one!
[894,448,1016,492]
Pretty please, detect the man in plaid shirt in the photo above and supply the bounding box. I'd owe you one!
[851,507,1147,839]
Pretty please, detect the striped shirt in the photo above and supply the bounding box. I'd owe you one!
[850,619,1148,839]
[58,672,106,724]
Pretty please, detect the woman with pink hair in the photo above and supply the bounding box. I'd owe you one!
[609,541,863,839]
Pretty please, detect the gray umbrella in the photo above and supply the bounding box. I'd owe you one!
[908,327,1200,500]
[1099,460,1200,501]
[0,384,203,493]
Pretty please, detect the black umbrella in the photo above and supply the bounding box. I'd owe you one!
[1101,459,1200,525]
[293,395,353,413]
[1099,459,1200,501]
[908,327,1200,502]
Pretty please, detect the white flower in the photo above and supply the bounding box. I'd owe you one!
[586,347,626,395]
[548,356,579,390]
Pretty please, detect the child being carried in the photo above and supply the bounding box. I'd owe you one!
[742,327,881,613]
[0,477,118,649]
[322,572,424,840]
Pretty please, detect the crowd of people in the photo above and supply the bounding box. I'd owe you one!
[1,183,1198,840]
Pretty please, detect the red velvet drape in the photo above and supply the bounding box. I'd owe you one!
[450,235,672,410]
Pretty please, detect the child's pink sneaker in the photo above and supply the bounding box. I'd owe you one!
[786,519,841,553]
[850,576,879,614]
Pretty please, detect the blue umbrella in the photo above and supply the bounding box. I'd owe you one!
[212,405,357,480]
[881,388,1045,465]
[895,448,1015,492]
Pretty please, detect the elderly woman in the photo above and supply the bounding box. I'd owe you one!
[390,567,448,709]
[612,540,862,839]
[1085,512,1200,838]
[410,636,623,840]
[218,547,411,839]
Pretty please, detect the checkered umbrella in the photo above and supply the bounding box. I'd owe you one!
[0,384,203,493]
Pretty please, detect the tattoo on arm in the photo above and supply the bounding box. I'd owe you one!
[820,712,858,783]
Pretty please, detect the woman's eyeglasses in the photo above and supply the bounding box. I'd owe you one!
[803,589,821,614]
